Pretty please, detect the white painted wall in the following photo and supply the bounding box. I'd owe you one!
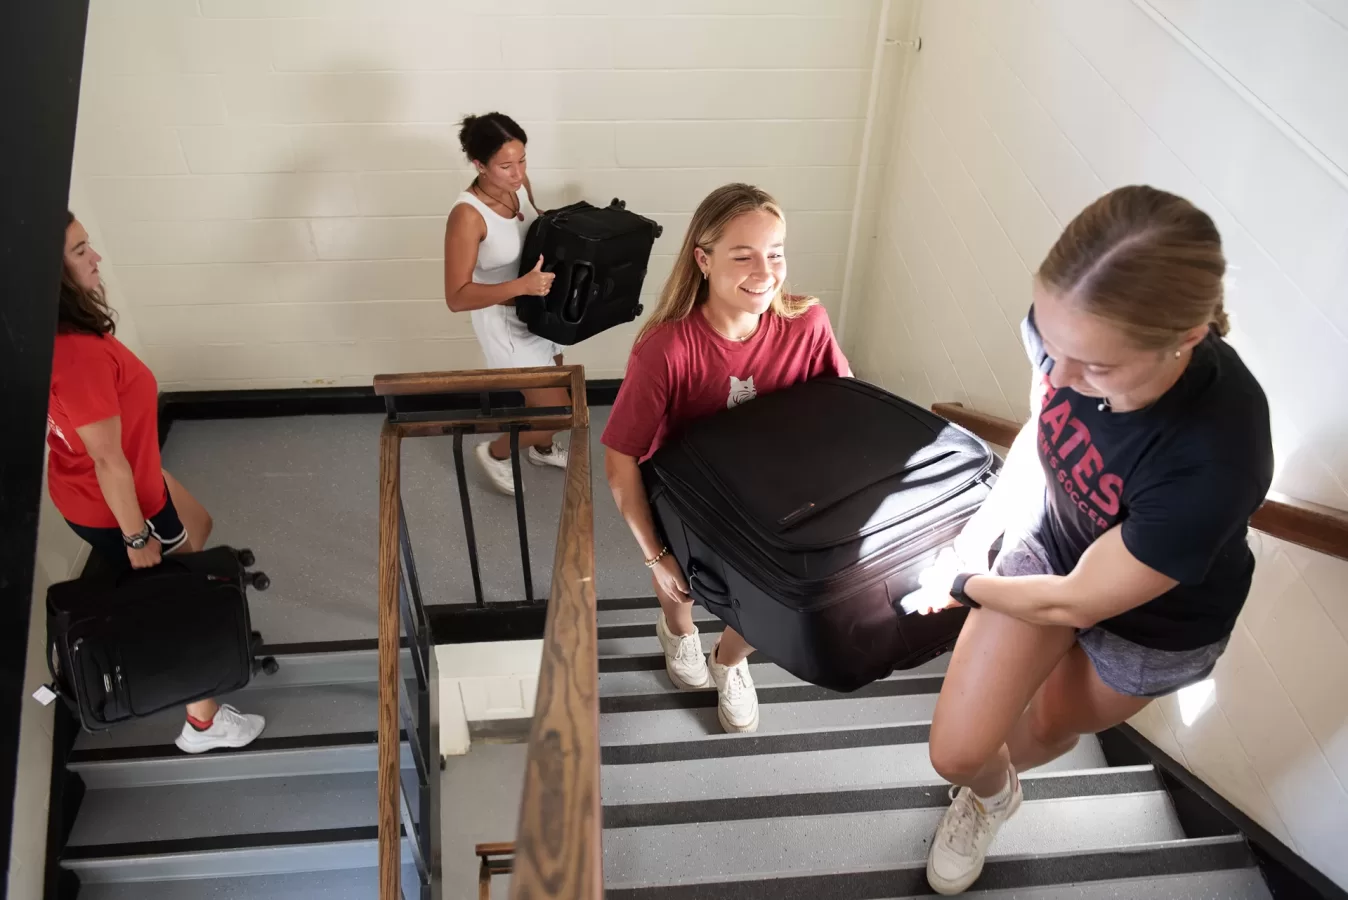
[73,0,880,390]
[849,0,1348,888]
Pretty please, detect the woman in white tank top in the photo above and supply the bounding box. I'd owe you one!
[444,112,570,495]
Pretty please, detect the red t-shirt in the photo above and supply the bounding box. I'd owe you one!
[47,332,167,528]
[602,303,851,461]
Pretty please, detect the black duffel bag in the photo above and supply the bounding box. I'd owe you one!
[643,377,996,692]
[515,198,662,345]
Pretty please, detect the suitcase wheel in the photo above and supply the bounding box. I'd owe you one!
[654,224,663,238]
[249,571,271,592]
[236,548,256,567]
[610,197,625,209]
[260,657,279,676]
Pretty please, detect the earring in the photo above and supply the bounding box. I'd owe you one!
[1175,349,1182,359]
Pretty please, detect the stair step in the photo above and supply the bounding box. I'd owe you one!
[243,640,414,690]
[603,835,1257,898]
[602,736,1106,806]
[67,770,407,849]
[604,765,1161,829]
[74,865,421,899]
[600,693,938,748]
[72,680,384,753]
[598,654,949,697]
[68,730,415,789]
[595,605,718,629]
[602,790,1187,888]
[63,830,416,884]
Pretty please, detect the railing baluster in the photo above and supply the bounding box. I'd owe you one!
[452,429,487,608]
[508,426,535,603]
[374,366,591,900]
[398,679,429,789]
[399,772,429,889]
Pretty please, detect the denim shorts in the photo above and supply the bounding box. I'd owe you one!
[993,541,1228,699]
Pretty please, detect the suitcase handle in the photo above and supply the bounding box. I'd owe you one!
[559,261,593,324]
[687,560,729,599]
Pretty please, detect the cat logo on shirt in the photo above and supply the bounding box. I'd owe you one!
[728,375,757,408]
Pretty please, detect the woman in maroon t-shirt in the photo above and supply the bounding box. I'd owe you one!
[602,184,850,734]
[47,213,265,754]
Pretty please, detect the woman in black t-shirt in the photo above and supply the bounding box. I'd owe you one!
[901,186,1273,896]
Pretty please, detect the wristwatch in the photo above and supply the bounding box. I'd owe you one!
[122,523,152,550]
[949,572,982,609]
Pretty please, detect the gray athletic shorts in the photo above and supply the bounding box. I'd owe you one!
[993,541,1228,699]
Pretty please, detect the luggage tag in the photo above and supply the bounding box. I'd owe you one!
[32,684,58,707]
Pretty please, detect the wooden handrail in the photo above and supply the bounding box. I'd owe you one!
[374,366,579,397]
[932,401,1348,562]
[376,420,404,900]
[376,367,594,900]
[510,391,602,900]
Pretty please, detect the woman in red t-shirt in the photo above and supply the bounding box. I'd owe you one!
[602,184,851,734]
[47,212,265,754]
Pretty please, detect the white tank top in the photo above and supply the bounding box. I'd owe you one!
[452,186,538,285]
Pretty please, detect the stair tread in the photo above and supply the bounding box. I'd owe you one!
[72,680,383,753]
[602,791,1186,888]
[877,867,1273,899]
[598,654,949,697]
[600,693,938,746]
[596,606,719,628]
[601,739,1108,806]
[67,770,399,849]
[73,866,422,900]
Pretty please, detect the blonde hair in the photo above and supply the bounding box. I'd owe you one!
[636,183,816,345]
[1038,185,1229,351]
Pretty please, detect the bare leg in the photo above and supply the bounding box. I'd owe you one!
[654,574,697,635]
[163,471,220,722]
[713,628,754,667]
[1006,644,1150,772]
[488,353,571,458]
[928,608,1076,798]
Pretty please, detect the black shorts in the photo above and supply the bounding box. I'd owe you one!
[66,490,189,568]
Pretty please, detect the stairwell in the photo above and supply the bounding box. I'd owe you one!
[593,597,1272,899]
[54,639,420,898]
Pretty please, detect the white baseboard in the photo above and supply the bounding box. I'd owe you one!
[435,639,542,758]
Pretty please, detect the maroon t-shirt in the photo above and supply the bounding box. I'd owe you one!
[602,303,851,462]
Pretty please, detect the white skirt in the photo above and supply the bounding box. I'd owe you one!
[470,304,562,370]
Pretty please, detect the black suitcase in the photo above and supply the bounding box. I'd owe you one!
[46,546,277,732]
[643,378,997,692]
[515,198,663,345]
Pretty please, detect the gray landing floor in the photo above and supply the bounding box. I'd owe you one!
[441,742,529,900]
[162,406,650,643]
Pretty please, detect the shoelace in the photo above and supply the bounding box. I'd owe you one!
[214,704,245,728]
[676,635,703,665]
[944,786,991,856]
[721,664,749,702]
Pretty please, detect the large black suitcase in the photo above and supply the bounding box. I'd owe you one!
[46,546,276,732]
[515,198,662,345]
[643,378,996,692]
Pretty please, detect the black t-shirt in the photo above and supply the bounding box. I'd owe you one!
[1020,309,1273,650]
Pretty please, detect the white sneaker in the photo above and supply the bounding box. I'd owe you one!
[527,442,568,470]
[927,767,1023,895]
[707,641,759,734]
[655,613,712,690]
[476,441,517,496]
[174,704,267,754]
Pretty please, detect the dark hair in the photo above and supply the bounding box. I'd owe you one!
[59,211,115,336]
[458,112,527,166]
[1038,185,1228,350]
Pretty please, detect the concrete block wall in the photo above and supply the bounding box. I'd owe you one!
[72,0,882,390]
[848,0,1348,888]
